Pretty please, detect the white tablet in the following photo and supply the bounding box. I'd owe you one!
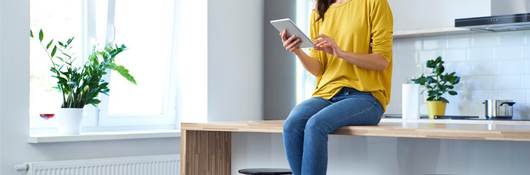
[270,18,314,48]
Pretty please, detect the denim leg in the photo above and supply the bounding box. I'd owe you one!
[283,97,331,175]
[301,97,383,175]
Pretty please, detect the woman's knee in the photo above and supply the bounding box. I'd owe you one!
[284,98,329,133]
[283,114,306,133]
[304,117,332,135]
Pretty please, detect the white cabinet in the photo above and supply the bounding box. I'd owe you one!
[388,0,491,38]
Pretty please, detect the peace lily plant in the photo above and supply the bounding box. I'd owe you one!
[31,29,136,135]
[412,56,460,119]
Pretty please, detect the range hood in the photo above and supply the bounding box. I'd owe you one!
[455,0,530,32]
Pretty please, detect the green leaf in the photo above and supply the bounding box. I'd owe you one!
[426,60,436,68]
[110,63,137,84]
[435,56,442,63]
[30,30,34,38]
[67,37,74,45]
[38,29,44,42]
[46,39,54,49]
[435,65,445,75]
[448,91,458,96]
[51,46,57,57]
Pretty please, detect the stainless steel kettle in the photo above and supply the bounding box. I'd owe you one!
[483,99,516,118]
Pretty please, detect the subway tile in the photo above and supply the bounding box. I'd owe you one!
[494,46,524,60]
[494,75,523,90]
[443,48,468,61]
[471,32,499,48]
[496,90,526,103]
[470,61,497,75]
[495,60,526,75]
[466,76,496,90]
[470,90,496,101]
[447,36,471,49]
[454,62,472,76]
[498,31,527,46]
[422,37,447,50]
[418,50,443,62]
[397,38,422,51]
[469,48,494,61]
[522,75,530,88]
[525,46,530,59]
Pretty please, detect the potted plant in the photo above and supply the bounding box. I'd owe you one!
[31,29,136,135]
[412,56,460,119]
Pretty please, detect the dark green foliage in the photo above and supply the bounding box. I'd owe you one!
[412,56,460,103]
[31,29,136,108]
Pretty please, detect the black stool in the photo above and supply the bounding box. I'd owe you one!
[238,168,292,175]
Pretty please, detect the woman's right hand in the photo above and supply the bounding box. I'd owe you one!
[280,30,302,53]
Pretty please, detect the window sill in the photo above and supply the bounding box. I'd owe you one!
[28,130,181,143]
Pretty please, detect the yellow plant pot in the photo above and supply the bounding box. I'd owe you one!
[426,101,447,119]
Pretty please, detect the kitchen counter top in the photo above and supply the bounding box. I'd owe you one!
[180,119,530,175]
[181,119,530,142]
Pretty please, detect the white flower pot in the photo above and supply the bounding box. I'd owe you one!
[57,108,84,135]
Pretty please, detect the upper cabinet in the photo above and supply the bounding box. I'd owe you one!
[388,0,491,38]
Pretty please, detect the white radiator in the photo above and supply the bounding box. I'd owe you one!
[16,154,179,175]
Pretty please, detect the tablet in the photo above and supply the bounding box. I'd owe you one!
[270,18,313,48]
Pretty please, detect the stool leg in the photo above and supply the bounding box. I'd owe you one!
[181,130,231,175]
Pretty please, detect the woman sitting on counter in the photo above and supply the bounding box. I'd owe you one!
[279,0,393,174]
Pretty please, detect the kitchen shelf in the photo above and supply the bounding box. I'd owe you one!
[394,27,472,39]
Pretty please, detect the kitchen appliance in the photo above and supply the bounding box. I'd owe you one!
[483,99,516,119]
[455,0,530,32]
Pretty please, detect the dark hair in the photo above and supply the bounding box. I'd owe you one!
[316,0,336,21]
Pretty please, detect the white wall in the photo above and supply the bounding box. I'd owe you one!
[207,0,264,121]
[0,0,4,171]
[263,0,298,120]
[0,1,179,175]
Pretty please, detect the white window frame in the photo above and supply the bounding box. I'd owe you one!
[30,0,179,132]
[296,0,316,103]
[92,0,178,128]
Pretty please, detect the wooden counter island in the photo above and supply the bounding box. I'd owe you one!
[180,119,530,175]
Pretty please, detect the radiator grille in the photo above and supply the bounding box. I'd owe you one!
[25,154,179,175]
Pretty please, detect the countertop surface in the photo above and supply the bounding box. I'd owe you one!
[181,119,530,142]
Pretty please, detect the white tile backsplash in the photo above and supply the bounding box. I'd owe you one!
[392,30,530,118]
[447,35,471,49]
[443,49,468,62]
[471,33,499,47]
[468,48,494,61]
[494,46,525,60]
[498,31,527,46]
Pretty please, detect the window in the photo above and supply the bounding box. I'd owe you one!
[295,0,316,103]
[30,0,178,131]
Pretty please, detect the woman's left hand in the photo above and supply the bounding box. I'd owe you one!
[314,34,343,57]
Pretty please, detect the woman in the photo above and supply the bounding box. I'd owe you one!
[280,0,393,174]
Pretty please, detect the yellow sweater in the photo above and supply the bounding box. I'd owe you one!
[310,0,393,110]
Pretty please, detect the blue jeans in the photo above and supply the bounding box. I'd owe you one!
[283,87,384,175]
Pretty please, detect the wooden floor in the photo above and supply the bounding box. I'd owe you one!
[180,119,530,175]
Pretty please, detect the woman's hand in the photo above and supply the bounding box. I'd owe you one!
[314,34,343,57]
[280,30,302,53]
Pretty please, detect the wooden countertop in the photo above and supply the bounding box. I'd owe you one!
[181,120,530,142]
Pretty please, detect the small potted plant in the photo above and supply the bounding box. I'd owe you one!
[31,29,136,135]
[412,56,460,119]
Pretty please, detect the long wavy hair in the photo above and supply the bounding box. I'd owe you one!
[316,0,336,21]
